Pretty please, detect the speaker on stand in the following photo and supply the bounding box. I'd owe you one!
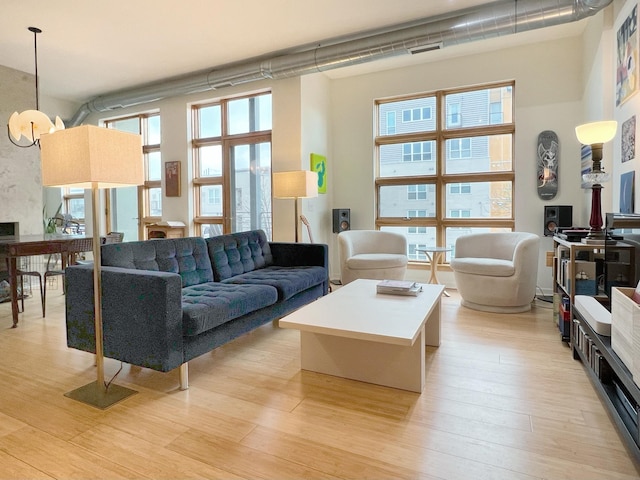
[332,208,350,233]
[331,209,351,286]
[544,205,573,236]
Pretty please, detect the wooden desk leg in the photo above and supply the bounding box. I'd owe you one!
[9,257,19,327]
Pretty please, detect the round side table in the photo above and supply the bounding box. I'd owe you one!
[416,247,452,297]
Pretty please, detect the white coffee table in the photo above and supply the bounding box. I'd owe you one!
[279,279,443,392]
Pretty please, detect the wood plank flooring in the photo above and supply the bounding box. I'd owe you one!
[0,289,638,479]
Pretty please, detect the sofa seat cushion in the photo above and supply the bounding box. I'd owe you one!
[181,283,278,336]
[450,258,514,277]
[346,253,407,270]
[223,265,327,301]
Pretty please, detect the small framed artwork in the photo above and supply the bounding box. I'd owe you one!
[310,153,327,194]
[622,115,636,163]
[165,161,181,197]
[616,4,638,106]
[580,144,592,189]
[620,171,635,213]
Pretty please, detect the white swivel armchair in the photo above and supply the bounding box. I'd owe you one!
[338,230,408,285]
[450,232,540,313]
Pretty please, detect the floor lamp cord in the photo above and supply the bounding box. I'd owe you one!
[104,362,124,390]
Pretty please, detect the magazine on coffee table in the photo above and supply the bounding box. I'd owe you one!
[376,279,423,296]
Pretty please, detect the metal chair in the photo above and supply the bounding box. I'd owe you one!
[16,265,44,316]
[43,237,93,317]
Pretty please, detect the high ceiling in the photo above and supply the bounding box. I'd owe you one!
[0,0,585,104]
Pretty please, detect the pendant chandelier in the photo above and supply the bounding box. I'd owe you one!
[7,27,64,148]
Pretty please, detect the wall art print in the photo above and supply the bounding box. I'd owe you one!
[616,4,638,106]
[622,115,636,163]
[620,170,635,214]
[580,144,592,189]
[310,153,327,194]
[165,161,181,197]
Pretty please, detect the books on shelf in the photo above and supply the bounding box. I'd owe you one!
[376,279,422,296]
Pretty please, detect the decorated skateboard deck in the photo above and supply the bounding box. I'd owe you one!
[537,130,559,200]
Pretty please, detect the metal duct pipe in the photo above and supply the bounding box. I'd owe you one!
[69,0,612,126]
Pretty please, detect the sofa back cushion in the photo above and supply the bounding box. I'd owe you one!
[206,230,273,281]
[102,237,214,287]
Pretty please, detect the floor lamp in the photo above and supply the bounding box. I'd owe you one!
[273,170,318,242]
[575,120,618,245]
[41,125,144,409]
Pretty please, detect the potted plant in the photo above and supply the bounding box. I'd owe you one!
[43,203,62,234]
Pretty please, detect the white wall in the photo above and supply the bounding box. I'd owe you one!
[329,34,589,290]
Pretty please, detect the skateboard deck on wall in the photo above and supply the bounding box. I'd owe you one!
[537,130,559,200]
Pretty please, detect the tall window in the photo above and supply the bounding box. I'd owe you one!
[63,188,85,222]
[375,82,515,261]
[105,113,161,235]
[192,92,272,238]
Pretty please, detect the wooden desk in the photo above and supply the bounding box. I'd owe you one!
[0,234,87,328]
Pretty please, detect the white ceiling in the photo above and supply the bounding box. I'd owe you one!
[0,0,585,104]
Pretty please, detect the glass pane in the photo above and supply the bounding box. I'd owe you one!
[68,198,84,219]
[199,145,223,177]
[380,226,438,261]
[446,227,512,259]
[148,187,162,217]
[199,104,221,138]
[147,115,161,144]
[68,188,84,194]
[379,141,437,178]
[445,181,512,218]
[201,223,223,238]
[379,184,436,217]
[228,94,272,135]
[378,96,436,136]
[231,142,272,237]
[200,185,223,216]
[445,134,512,174]
[147,151,162,181]
[444,85,513,128]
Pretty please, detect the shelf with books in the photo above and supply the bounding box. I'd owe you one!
[572,307,640,466]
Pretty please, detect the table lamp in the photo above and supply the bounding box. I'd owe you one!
[40,125,144,409]
[273,170,318,242]
[575,120,617,245]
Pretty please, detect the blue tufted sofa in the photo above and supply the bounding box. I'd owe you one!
[65,230,328,389]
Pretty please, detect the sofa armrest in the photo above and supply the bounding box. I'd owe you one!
[65,265,184,372]
[269,242,329,269]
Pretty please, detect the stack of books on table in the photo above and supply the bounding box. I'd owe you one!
[376,279,422,296]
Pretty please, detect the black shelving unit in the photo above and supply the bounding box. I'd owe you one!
[572,307,640,467]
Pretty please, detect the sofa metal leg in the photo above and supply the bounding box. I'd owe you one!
[179,363,189,390]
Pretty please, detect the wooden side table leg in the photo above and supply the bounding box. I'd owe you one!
[9,257,19,327]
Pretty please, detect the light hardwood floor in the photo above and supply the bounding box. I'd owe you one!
[0,288,639,479]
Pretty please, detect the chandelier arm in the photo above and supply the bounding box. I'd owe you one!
[6,124,39,149]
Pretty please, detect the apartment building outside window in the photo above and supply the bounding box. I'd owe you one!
[105,113,161,237]
[192,92,272,238]
[375,82,515,262]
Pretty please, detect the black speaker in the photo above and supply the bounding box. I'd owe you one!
[544,205,572,236]
[333,208,350,233]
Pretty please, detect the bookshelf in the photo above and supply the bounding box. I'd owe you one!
[552,237,635,342]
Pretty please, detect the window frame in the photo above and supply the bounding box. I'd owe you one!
[374,81,515,262]
[104,112,161,237]
[191,91,272,237]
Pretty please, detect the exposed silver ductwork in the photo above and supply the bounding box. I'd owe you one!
[69,0,612,126]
